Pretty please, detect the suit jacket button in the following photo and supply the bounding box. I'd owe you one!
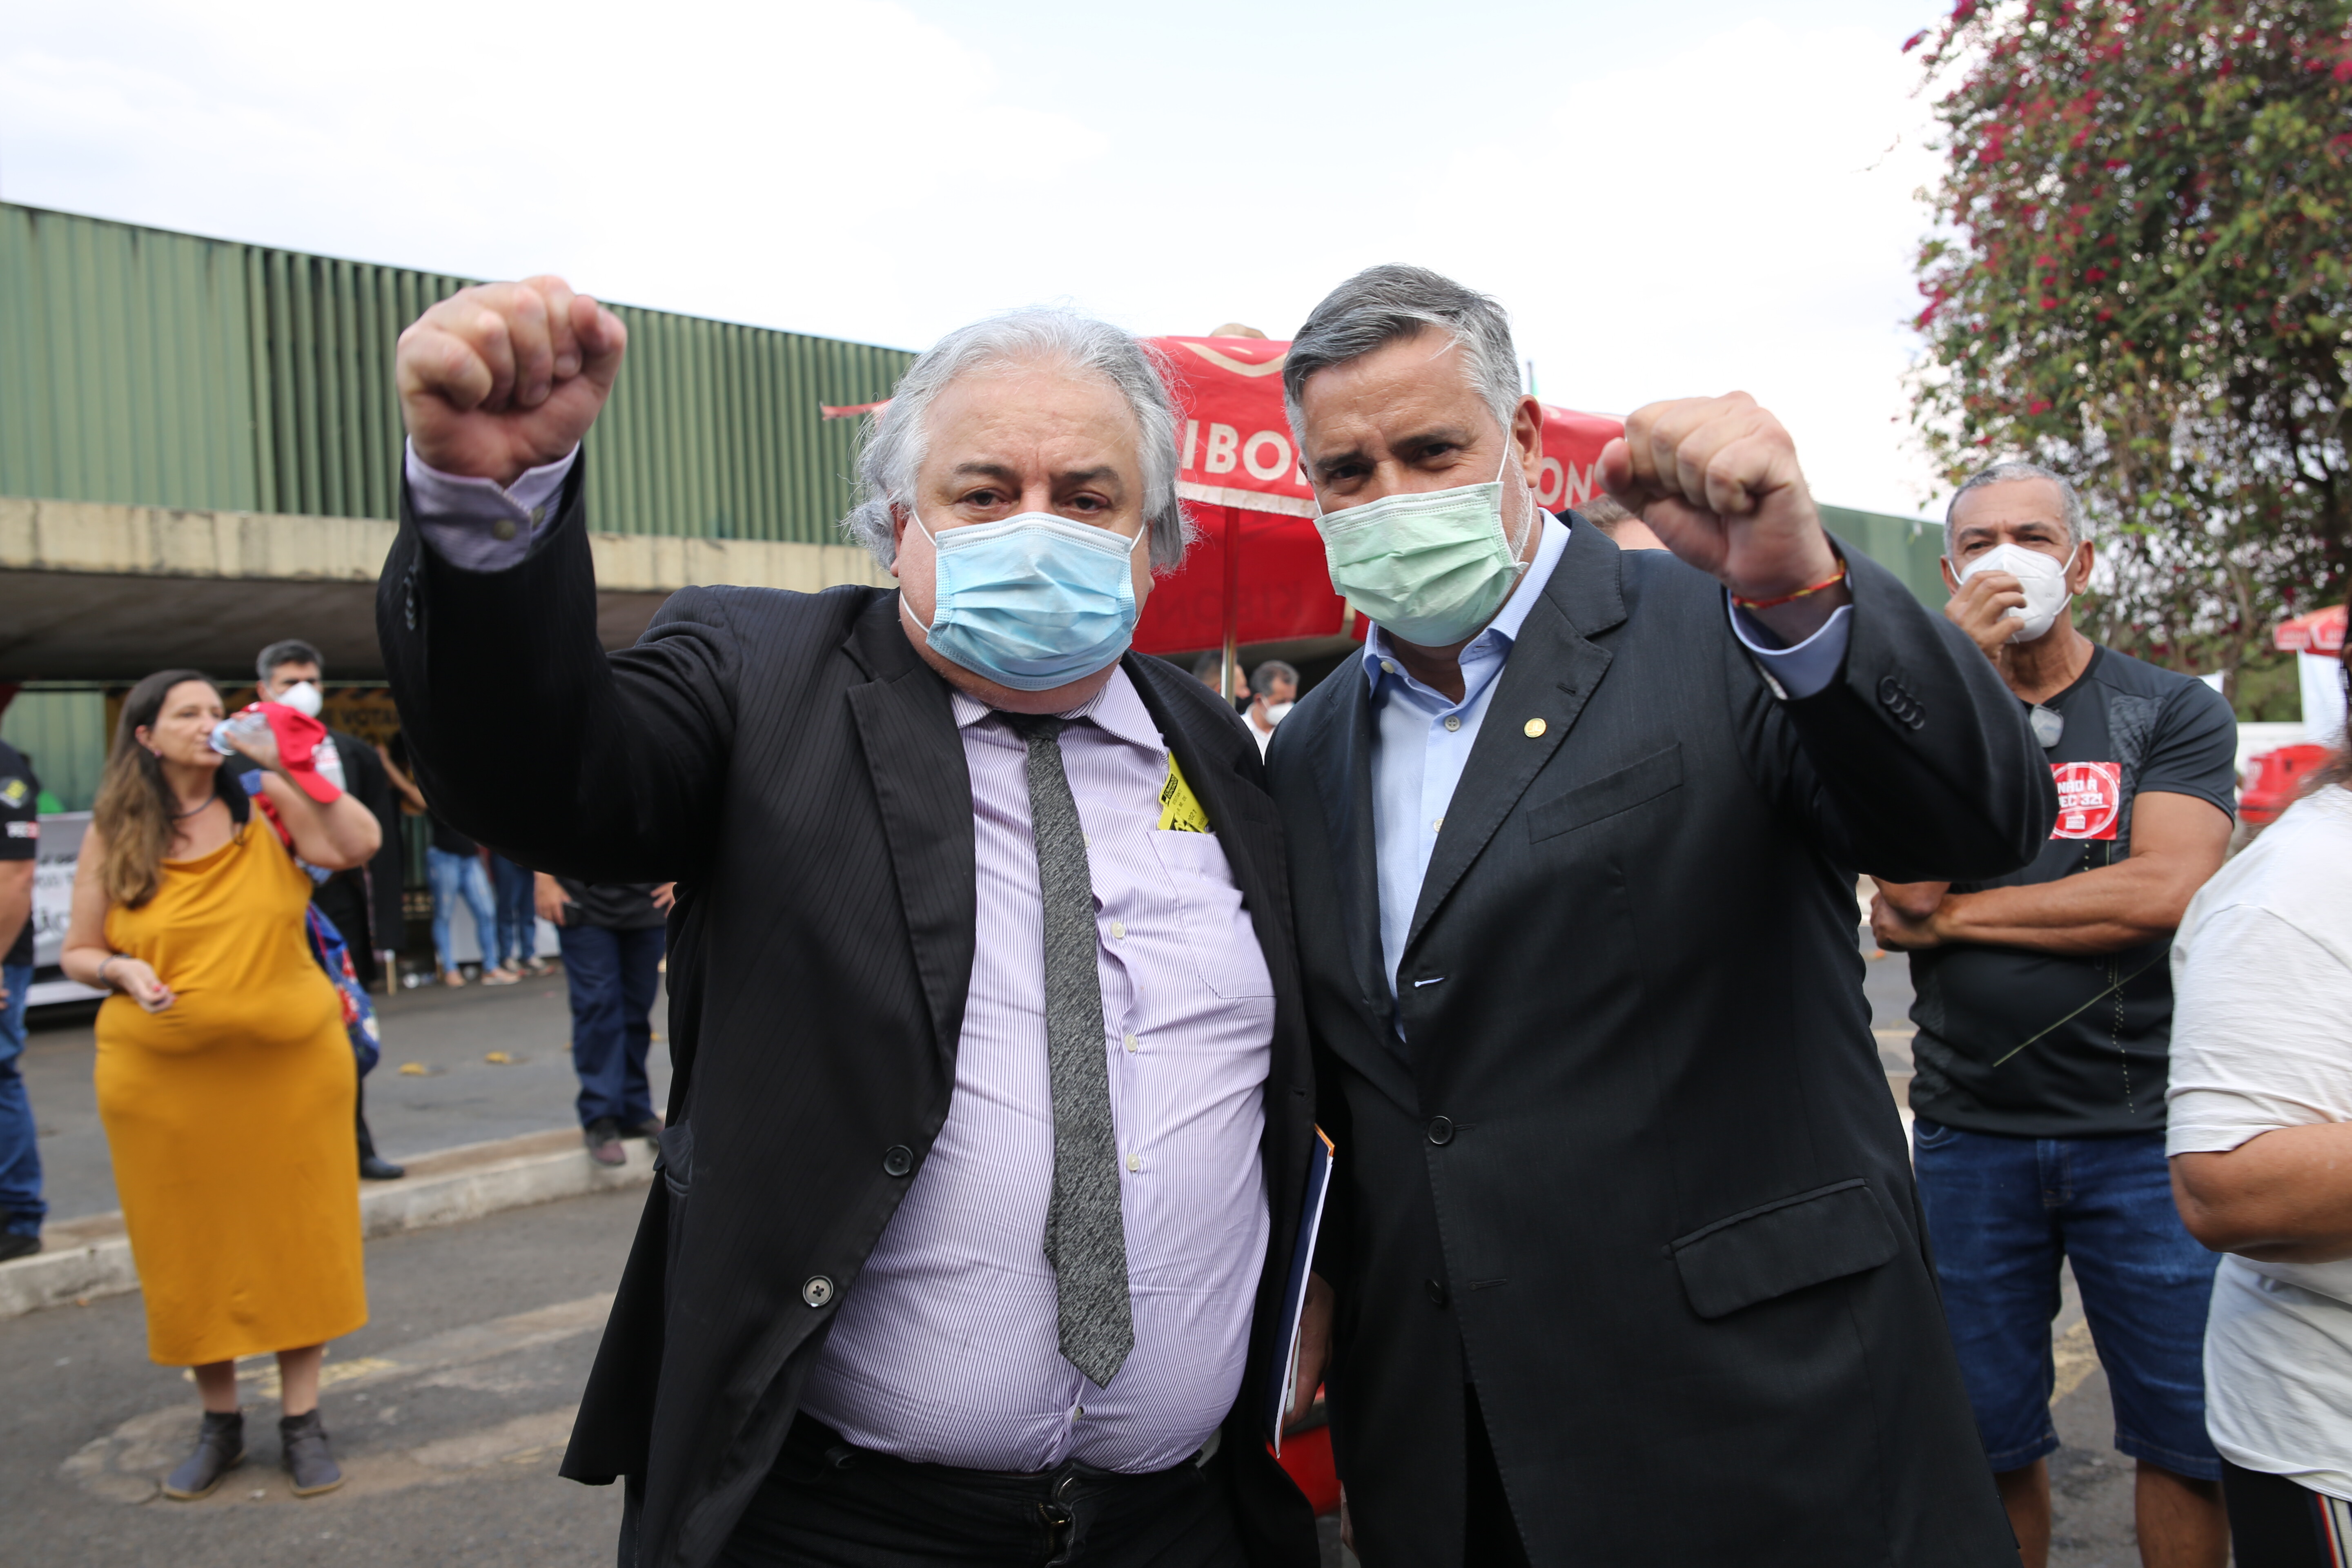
[802,1276,834,1308]
[882,1145,913,1178]
[1426,1277,1449,1307]
[1427,1116,1454,1146]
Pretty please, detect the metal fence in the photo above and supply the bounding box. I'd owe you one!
[0,202,914,543]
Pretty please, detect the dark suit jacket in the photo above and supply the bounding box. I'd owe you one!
[376,464,1319,1568]
[1264,523,2056,1567]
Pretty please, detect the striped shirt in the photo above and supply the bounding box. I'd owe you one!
[799,667,1275,1473]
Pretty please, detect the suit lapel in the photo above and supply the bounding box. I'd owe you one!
[1309,666,1389,1025]
[1403,524,1627,958]
[842,599,978,1067]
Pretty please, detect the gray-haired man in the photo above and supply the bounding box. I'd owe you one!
[1263,265,2054,1564]
[1871,463,2238,1568]
[380,279,1321,1566]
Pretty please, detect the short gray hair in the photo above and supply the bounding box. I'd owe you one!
[256,639,323,681]
[1283,265,1521,449]
[842,309,1189,572]
[1944,461,2089,557]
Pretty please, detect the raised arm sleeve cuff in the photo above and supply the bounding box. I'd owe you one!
[404,439,580,571]
[1728,599,1853,701]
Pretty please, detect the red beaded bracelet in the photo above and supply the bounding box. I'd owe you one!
[1731,565,1849,612]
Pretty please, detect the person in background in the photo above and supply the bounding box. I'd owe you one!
[1575,492,1668,550]
[1245,660,1298,756]
[1873,460,2239,1568]
[379,735,515,989]
[2167,628,2352,1568]
[535,872,670,1167]
[0,737,44,1262]
[489,853,546,977]
[254,639,406,1180]
[1192,649,1251,710]
[60,669,381,1501]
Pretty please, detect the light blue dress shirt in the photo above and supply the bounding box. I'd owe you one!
[1363,514,1853,1011]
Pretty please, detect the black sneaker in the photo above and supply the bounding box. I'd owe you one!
[359,1153,406,1181]
[163,1410,245,1500]
[584,1118,626,1167]
[279,1408,343,1497]
[623,1116,664,1142]
[0,1232,39,1264]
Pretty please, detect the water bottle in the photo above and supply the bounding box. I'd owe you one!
[208,708,273,757]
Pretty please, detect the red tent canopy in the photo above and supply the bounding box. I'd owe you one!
[2274,602,2347,655]
[1134,335,1622,655]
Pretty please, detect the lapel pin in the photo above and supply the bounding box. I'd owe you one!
[1523,718,1547,738]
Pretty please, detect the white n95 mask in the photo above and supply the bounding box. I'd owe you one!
[1960,543,2073,644]
[277,680,324,718]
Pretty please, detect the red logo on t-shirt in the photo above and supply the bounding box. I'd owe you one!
[2050,762,2122,840]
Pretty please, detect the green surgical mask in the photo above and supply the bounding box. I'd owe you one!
[1315,445,1532,648]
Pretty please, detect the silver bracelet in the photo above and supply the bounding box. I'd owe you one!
[96,954,124,989]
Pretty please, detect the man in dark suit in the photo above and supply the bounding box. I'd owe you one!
[379,278,1319,1568]
[1268,265,2057,1566]
[255,638,408,1180]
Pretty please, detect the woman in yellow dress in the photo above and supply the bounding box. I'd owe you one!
[61,669,382,1500]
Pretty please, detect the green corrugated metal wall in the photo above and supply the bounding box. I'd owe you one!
[0,202,913,541]
[0,689,107,811]
[1819,505,1947,606]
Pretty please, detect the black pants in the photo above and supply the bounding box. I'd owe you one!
[716,1415,1247,1568]
[1465,1384,1530,1567]
[2225,1458,2352,1568]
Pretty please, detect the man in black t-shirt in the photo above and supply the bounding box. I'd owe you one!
[256,639,410,1180]
[1873,462,2237,1568]
[0,739,44,1261]
[536,873,671,1167]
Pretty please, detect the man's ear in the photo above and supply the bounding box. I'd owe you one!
[887,504,909,579]
[2068,539,2095,594]
[1940,557,1962,596]
[1512,395,1546,490]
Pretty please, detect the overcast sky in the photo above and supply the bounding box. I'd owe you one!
[0,0,1960,517]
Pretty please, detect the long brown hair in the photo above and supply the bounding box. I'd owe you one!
[92,670,235,908]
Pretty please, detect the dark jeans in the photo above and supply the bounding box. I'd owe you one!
[716,1414,1246,1568]
[557,923,661,1129]
[2223,1459,2352,1568]
[0,963,41,1236]
[1913,1118,2221,1480]
[488,854,536,969]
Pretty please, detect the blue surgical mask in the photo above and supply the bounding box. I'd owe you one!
[909,510,1143,691]
[1315,445,1532,648]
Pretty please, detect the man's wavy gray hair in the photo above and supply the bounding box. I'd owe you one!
[1944,459,2091,557]
[1282,265,1521,445]
[842,309,1190,572]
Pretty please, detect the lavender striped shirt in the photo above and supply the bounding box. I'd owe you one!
[407,447,1277,1471]
[801,673,1273,1472]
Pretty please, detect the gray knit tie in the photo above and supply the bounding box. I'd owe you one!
[1004,712,1134,1388]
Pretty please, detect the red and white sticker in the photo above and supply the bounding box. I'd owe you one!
[2050,761,2122,840]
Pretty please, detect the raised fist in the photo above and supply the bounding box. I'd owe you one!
[395,276,626,486]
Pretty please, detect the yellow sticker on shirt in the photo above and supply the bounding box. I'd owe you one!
[1157,755,1212,834]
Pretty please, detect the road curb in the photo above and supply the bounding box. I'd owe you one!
[0,1128,655,1321]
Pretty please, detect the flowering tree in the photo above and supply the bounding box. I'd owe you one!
[1909,0,2352,682]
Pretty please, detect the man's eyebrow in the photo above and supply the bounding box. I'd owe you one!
[948,461,1022,483]
[1054,466,1123,487]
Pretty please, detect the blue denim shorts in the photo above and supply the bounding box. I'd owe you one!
[1912,1118,2220,1481]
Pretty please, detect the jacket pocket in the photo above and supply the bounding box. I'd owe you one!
[1670,1178,1897,1320]
[657,1120,694,1199]
[1526,743,1683,842]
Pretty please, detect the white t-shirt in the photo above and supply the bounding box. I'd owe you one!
[2168,784,2352,1501]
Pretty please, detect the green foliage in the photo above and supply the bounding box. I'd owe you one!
[1910,0,2352,678]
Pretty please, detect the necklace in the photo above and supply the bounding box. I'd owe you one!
[173,795,218,820]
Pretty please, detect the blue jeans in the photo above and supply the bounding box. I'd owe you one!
[1913,1118,2221,1480]
[488,855,537,969]
[557,923,661,1129]
[426,847,498,975]
[0,963,43,1236]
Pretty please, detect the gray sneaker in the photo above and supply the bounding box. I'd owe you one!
[584,1118,627,1167]
[163,1410,245,1500]
[279,1408,343,1497]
